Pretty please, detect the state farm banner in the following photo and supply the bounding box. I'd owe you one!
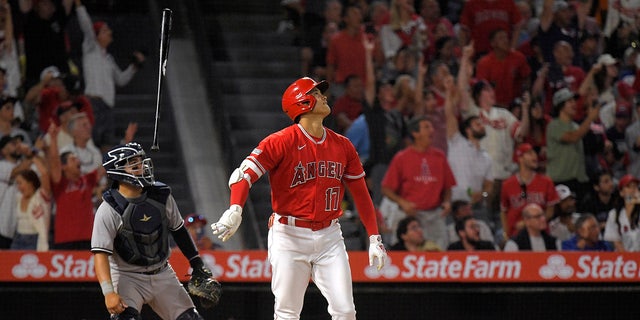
[2,250,640,283]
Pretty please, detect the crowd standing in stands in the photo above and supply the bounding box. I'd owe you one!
[0,0,145,251]
[289,0,640,252]
[380,115,455,249]
[19,0,74,89]
[75,0,144,153]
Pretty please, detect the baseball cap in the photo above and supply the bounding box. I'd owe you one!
[93,21,106,35]
[552,1,570,12]
[617,82,636,101]
[597,53,618,66]
[615,101,632,118]
[552,88,578,107]
[555,184,576,201]
[40,65,61,81]
[619,174,640,189]
[513,143,534,163]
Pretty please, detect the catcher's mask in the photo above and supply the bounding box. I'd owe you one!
[103,142,155,188]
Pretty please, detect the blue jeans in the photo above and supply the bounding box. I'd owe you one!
[10,233,38,250]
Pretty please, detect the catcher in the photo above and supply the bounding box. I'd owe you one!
[91,142,221,319]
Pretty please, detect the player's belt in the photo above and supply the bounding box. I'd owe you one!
[138,261,168,275]
[271,213,336,231]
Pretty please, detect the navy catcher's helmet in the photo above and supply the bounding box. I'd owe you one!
[102,142,155,188]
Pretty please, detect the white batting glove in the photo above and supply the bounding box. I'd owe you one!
[368,235,387,270]
[211,204,243,242]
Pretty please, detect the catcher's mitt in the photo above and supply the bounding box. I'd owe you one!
[187,265,222,309]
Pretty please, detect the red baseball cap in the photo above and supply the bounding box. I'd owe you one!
[513,143,534,163]
[619,174,640,189]
[617,82,636,101]
[93,21,106,35]
[615,101,632,118]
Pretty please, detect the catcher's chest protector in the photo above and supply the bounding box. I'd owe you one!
[105,187,171,266]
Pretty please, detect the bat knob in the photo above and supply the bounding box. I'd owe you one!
[150,145,160,152]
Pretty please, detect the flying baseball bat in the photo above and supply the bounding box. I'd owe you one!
[151,8,172,152]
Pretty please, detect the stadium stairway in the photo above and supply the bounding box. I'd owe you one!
[70,3,196,214]
[200,0,299,249]
[199,0,368,250]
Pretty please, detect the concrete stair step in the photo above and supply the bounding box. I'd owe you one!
[229,128,275,146]
[202,0,300,247]
[213,61,298,78]
[202,1,284,15]
[220,77,294,94]
[210,14,283,30]
[213,46,299,62]
[218,31,295,47]
[229,113,290,131]
[225,95,284,112]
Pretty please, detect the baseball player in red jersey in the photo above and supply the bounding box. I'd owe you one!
[211,77,387,319]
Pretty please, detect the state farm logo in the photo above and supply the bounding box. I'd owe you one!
[222,254,271,279]
[539,255,573,279]
[374,255,522,280]
[364,257,400,279]
[12,254,47,279]
[201,253,224,278]
[11,253,95,279]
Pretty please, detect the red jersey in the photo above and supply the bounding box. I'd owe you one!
[332,94,364,132]
[500,173,560,236]
[52,170,98,243]
[428,87,448,153]
[382,146,456,210]
[38,88,95,133]
[326,30,367,83]
[459,0,523,55]
[543,66,586,120]
[246,124,364,222]
[476,49,531,107]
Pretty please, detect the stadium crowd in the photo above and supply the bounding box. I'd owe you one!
[0,0,144,252]
[284,0,640,252]
[3,0,640,254]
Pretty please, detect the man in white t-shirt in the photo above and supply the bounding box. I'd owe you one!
[463,80,530,229]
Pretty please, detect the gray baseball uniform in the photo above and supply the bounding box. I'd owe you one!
[91,188,195,319]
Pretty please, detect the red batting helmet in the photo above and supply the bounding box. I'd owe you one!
[281,77,329,121]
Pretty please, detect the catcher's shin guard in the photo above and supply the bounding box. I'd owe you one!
[176,308,204,320]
